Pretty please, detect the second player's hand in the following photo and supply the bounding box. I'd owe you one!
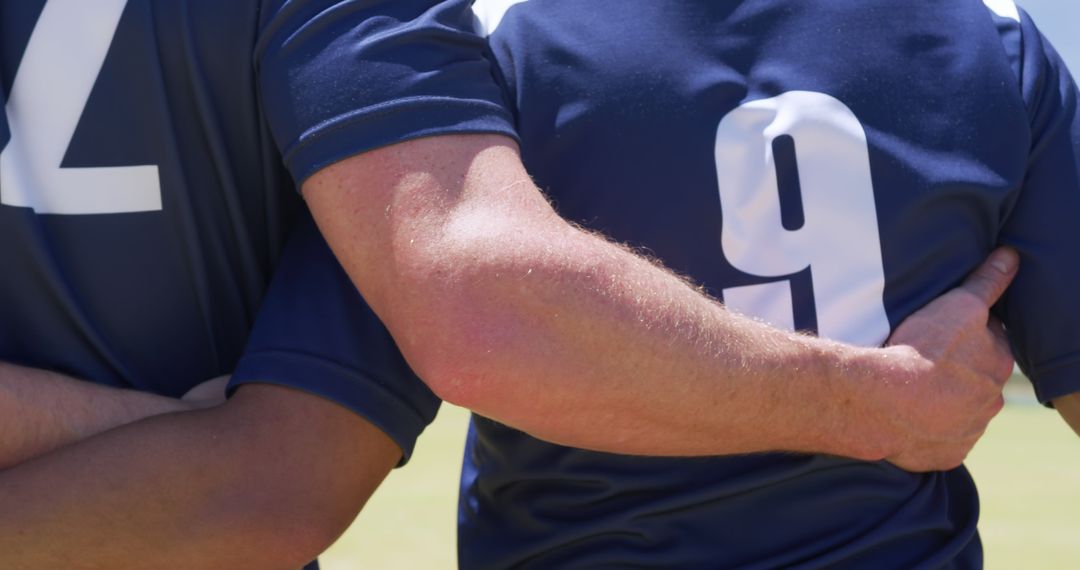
[181,375,231,409]
[856,247,1018,472]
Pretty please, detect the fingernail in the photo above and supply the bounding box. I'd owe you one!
[990,248,1017,273]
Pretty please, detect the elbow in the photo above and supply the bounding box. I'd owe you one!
[384,209,583,421]
[389,268,535,417]
[394,294,558,434]
[386,235,544,414]
[397,309,510,415]
[421,367,494,416]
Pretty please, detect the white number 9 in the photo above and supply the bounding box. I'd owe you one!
[716,91,890,347]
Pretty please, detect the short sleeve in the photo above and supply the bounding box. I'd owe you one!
[998,10,1080,404]
[229,214,441,463]
[256,0,518,184]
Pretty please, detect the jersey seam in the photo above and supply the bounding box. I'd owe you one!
[280,96,515,164]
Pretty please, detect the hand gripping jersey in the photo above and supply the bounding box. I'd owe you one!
[0,0,511,565]
[453,0,1080,568]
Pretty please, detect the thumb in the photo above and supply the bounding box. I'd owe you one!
[957,247,1019,307]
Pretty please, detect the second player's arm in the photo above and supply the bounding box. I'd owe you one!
[0,383,396,570]
[305,134,1016,472]
[0,362,223,469]
[1053,393,1080,438]
[0,215,416,569]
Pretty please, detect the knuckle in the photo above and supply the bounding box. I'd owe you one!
[971,375,991,393]
[997,358,1016,381]
[959,276,995,303]
[989,394,1005,416]
[956,288,992,314]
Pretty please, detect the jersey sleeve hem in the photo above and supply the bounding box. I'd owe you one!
[228,349,437,465]
[1028,352,1080,405]
[283,96,519,185]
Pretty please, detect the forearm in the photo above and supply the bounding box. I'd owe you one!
[417,220,878,458]
[0,362,189,469]
[0,385,397,569]
[306,137,892,460]
[1054,392,1080,438]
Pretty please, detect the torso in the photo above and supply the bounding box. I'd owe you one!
[0,0,297,396]
[462,1,1030,567]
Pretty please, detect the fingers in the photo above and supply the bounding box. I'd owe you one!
[889,429,987,472]
[958,247,1019,307]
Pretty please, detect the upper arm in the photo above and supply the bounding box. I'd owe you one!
[0,381,400,569]
[1052,392,1080,438]
[223,382,403,550]
[254,0,526,384]
[300,133,542,315]
[301,133,578,395]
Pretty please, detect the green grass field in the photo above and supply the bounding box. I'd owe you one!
[322,389,1080,569]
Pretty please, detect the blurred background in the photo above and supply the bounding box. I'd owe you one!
[323,2,1080,568]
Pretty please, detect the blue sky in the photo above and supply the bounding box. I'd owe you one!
[1019,1,1080,68]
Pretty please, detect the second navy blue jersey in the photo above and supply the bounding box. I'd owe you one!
[451,0,1080,568]
[1,1,517,563]
[0,0,509,487]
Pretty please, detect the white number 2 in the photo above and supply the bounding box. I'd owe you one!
[0,0,162,215]
[715,91,890,347]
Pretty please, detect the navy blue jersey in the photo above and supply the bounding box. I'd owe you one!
[451,0,1080,567]
[0,0,507,542]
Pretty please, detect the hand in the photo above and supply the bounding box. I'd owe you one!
[856,247,1018,472]
[181,375,230,409]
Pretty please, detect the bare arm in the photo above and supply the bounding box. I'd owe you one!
[0,383,398,570]
[1053,392,1080,438]
[303,134,1016,471]
[0,362,204,469]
